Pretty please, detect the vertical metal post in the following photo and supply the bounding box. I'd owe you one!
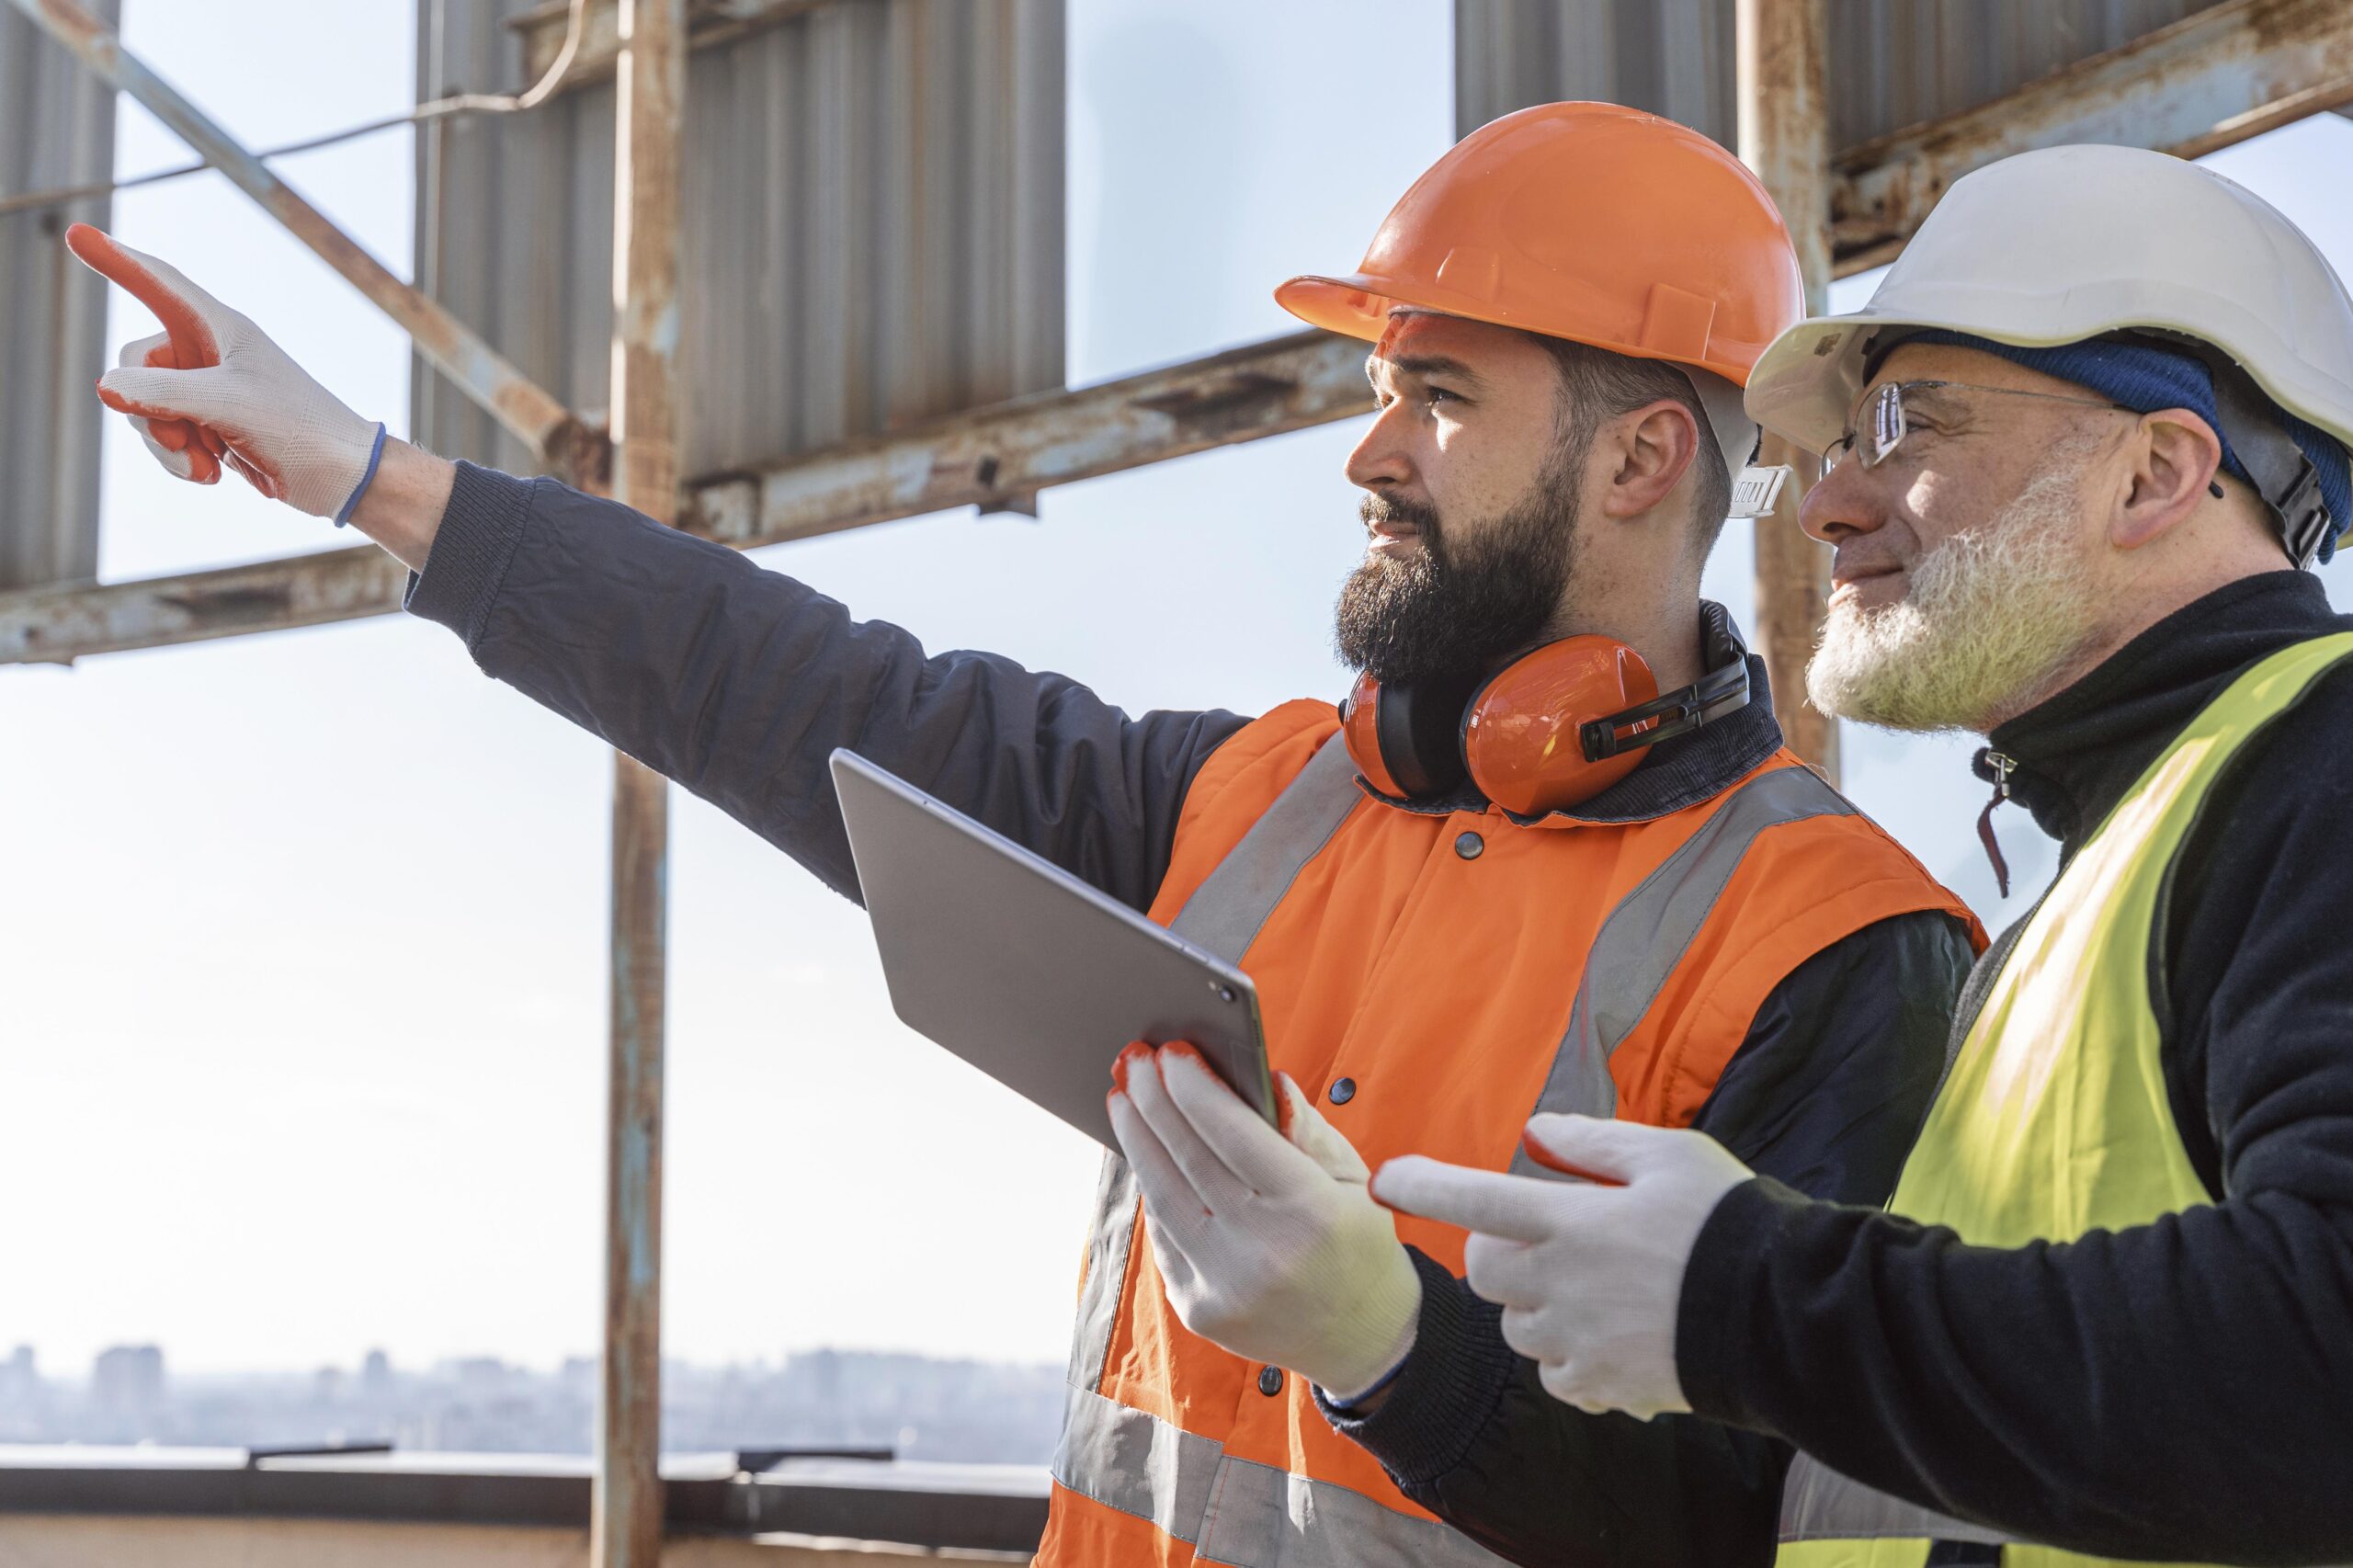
[595,1,685,1566]
[1736,0,1839,780]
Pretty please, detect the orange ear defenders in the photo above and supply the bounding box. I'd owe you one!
[1341,636,1752,817]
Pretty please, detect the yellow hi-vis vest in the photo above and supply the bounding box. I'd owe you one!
[1776,631,2353,1568]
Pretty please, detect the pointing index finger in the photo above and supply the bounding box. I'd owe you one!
[67,224,222,374]
[1372,1155,1563,1244]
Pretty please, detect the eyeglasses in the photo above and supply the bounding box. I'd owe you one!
[1822,380,2134,474]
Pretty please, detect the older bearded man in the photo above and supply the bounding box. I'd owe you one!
[1379,143,2353,1567]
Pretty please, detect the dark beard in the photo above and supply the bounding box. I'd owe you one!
[1333,456,1580,687]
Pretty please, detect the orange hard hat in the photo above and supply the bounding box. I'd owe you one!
[1276,102,1803,388]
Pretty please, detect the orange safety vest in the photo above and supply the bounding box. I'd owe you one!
[1036,700,1980,1567]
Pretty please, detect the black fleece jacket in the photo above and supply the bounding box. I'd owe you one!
[1677,572,2353,1564]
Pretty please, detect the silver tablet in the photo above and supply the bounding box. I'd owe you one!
[831,749,1275,1148]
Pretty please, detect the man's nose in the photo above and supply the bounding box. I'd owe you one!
[1345,402,1416,493]
[1798,458,1885,545]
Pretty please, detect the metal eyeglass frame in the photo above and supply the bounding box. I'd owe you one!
[1823,379,2134,473]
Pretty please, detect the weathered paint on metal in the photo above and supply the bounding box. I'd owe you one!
[1456,1,2232,153]
[513,0,834,86]
[1456,1,2291,277]
[593,2,684,1565]
[688,331,1373,545]
[1832,0,2353,267]
[0,330,1372,665]
[0,0,114,591]
[0,545,405,664]
[1737,0,1839,780]
[4,0,580,463]
[599,754,669,1568]
[414,0,1063,483]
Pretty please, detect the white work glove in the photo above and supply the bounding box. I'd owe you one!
[66,223,387,522]
[1107,1042,1422,1403]
[1372,1113,1752,1421]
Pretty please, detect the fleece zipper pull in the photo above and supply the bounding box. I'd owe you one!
[1977,751,2017,899]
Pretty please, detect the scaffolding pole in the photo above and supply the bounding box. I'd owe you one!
[1736,0,1838,780]
[594,0,685,1564]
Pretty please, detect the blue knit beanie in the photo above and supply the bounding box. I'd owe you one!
[1873,329,2352,565]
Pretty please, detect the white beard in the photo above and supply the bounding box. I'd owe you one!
[1806,464,2099,734]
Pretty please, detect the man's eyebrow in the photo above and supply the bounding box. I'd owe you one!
[1370,352,1488,390]
[1898,382,1969,418]
[1845,380,1964,429]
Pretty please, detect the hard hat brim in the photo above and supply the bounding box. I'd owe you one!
[1749,289,2353,462]
[1276,271,1492,346]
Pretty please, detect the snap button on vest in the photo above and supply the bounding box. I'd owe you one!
[1328,1077,1357,1105]
[1257,1365,1284,1397]
[1454,830,1484,859]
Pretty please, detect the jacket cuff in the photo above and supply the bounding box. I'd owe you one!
[404,461,537,651]
[1316,1247,1518,1489]
[1675,1175,1803,1426]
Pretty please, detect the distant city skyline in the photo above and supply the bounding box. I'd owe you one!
[0,1339,1062,1464]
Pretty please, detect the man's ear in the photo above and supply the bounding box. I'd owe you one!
[2114,406,2224,551]
[1600,400,1700,520]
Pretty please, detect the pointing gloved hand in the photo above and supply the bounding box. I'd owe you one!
[1372,1113,1753,1421]
[1108,1042,1422,1403]
[65,223,388,522]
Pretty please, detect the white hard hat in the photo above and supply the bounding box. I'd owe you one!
[1745,145,2353,562]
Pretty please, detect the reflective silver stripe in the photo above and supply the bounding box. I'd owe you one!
[1063,1151,1139,1392]
[1055,1387,1514,1567]
[1167,732,1362,963]
[1053,1385,1221,1546]
[1511,765,1856,1173]
[1051,733,1511,1563]
[1196,1453,1518,1568]
[1778,1454,2012,1547]
[1062,731,1360,1397]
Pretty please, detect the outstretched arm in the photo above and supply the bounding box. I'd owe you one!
[70,226,1246,907]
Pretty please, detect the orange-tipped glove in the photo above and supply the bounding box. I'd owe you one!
[1107,1042,1421,1403]
[1373,1114,1752,1421]
[66,223,388,522]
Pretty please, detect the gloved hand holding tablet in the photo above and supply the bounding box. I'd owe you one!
[831,750,1276,1146]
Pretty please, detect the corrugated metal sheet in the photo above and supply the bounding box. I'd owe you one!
[414,0,1064,481]
[1454,0,2226,149]
[0,0,115,591]
[1455,0,1737,146]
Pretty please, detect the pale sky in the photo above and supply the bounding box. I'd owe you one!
[6,1,2352,1379]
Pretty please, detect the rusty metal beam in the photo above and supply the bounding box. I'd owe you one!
[0,330,1372,665]
[1737,0,1838,781]
[685,331,1370,545]
[6,0,584,464]
[1831,0,2353,273]
[593,1,684,1564]
[0,545,404,663]
[513,0,829,88]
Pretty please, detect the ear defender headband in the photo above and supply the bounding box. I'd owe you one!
[1341,634,1752,816]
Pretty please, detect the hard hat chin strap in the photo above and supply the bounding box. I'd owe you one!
[1684,366,1791,520]
[2210,360,2334,570]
